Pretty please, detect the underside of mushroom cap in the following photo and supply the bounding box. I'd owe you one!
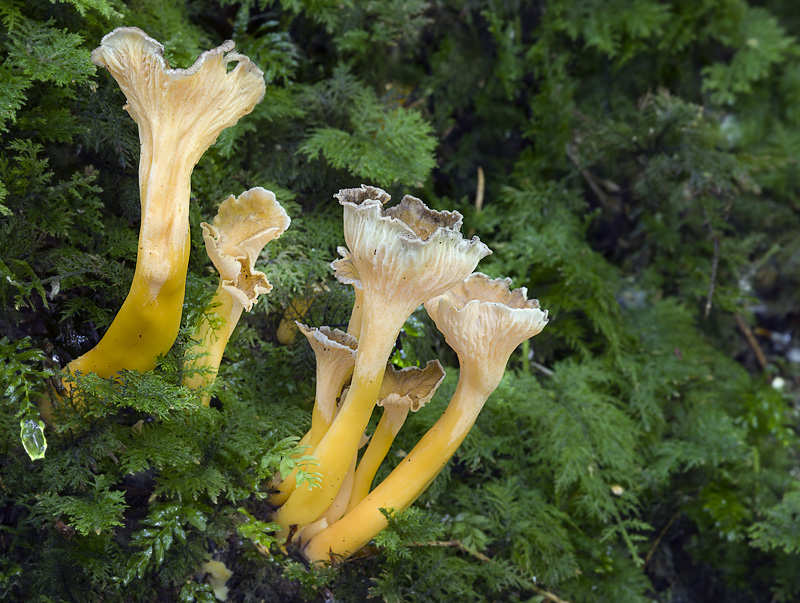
[91,27,266,164]
[377,360,446,412]
[385,195,463,241]
[337,186,491,308]
[297,324,358,358]
[334,185,392,207]
[201,188,290,311]
[424,273,548,374]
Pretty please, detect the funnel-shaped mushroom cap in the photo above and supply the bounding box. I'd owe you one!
[334,186,491,315]
[91,27,266,165]
[297,324,358,423]
[425,273,548,386]
[378,360,446,412]
[201,188,290,311]
[297,324,358,365]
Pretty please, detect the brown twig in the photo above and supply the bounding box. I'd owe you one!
[644,509,682,567]
[704,226,720,319]
[475,166,485,213]
[702,198,732,319]
[734,312,768,372]
[410,540,492,561]
[409,540,572,603]
[468,166,485,238]
[565,144,613,210]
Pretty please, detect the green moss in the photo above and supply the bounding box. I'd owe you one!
[2,0,800,601]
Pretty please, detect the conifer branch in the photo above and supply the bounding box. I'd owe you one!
[409,540,573,603]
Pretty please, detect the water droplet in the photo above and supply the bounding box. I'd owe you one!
[20,418,47,461]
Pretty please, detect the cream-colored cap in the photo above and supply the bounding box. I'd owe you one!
[378,360,446,413]
[333,185,492,319]
[425,273,548,388]
[91,27,266,166]
[201,188,290,311]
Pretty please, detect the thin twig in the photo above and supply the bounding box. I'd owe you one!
[734,312,768,372]
[702,198,732,319]
[644,509,682,567]
[532,361,554,377]
[409,540,572,603]
[704,229,720,319]
[565,144,613,210]
[468,166,485,238]
[409,540,492,562]
[475,166,485,213]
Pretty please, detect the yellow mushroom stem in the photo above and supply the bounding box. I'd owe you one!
[276,433,368,545]
[346,401,409,513]
[299,452,359,545]
[347,286,364,339]
[303,366,495,562]
[183,188,289,403]
[322,453,358,525]
[67,163,194,378]
[269,432,313,507]
[65,28,265,381]
[183,282,243,399]
[305,369,354,450]
[266,430,312,503]
[273,304,402,529]
[271,325,356,506]
[346,358,444,512]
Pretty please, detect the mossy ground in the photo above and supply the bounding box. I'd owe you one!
[2,1,800,601]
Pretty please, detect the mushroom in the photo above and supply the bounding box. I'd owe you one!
[296,325,359,448]
[184,187,290,400]
[346,360,445,512]
[303,273,547,562]
[270,324,357,506]
[274,185,490,531]
[67,28,266,380]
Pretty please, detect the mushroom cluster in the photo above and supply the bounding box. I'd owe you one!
[43,28,290,422]
[184,187,290,402]
[57,29,548,567]
[271,185,549,563]
[67,27,270,383]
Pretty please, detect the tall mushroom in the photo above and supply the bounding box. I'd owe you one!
[274,186,491,531]
[67,28,265,380]
[303,273,548,562]
[184,187,290,400]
